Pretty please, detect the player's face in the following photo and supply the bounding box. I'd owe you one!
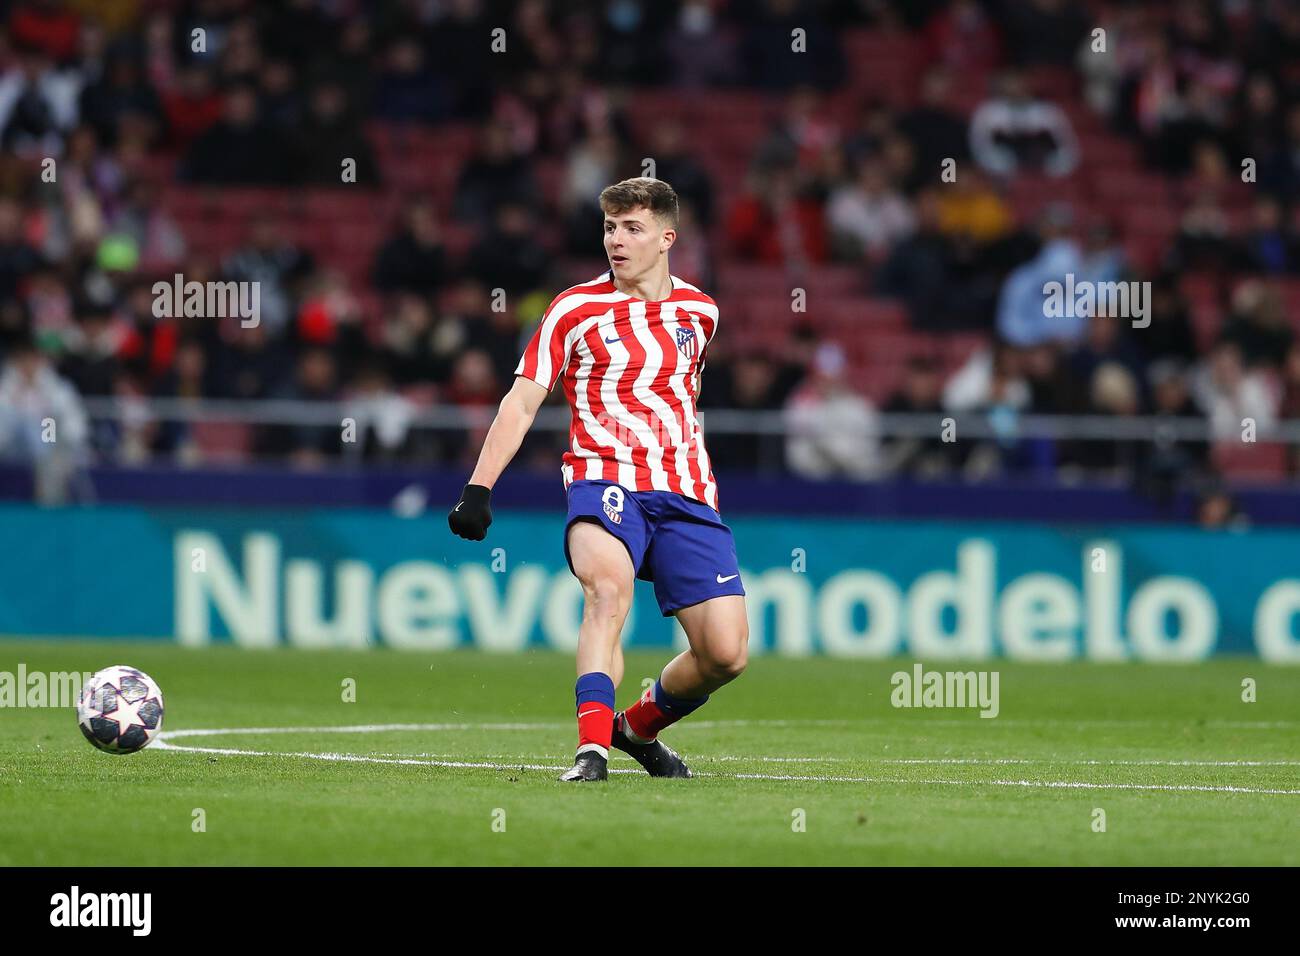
[603,208,671,279]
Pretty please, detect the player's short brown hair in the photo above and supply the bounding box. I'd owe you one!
[598,177,679,229]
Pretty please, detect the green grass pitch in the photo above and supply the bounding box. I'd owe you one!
[1,640,1296,865]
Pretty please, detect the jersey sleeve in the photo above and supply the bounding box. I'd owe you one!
[514,296,575,392]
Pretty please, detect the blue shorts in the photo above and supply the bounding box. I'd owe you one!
[562,480,746,616]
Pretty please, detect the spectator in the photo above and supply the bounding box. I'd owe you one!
[0,45,82,157]
[995,206,1087,347]
[181,83,290,184]
[380,292,446,387]
[784,343,880,479]
[0,336,88,462]
[898,67,972,174]
[920,0,1002,74]
[1197,487,1248,530]
[454,119,540,229]
[207,320,288,401]
[0,198,44,305]
[293,271,368,376]
[468,201,549,297]
[943,339,1030,413]
[1139,359,1210,501]
[1001,0,1089,67]
[645,119,714,227]
[727,164,827,265]
[1278,342,1300,476]
[371,36,448,124]
[878,187,990,331]
[1059,361,1143,476]
[294,81,379,185]
[945,341,1037,478]
[934,167,1013,244]
[222,214,314,336]
[1021,342,1084,415]
[1220,279,1293,370]
[258,58,302,130]
[9,1,82,63]
[78,45,160,148]
[665,0,741,89]
[740,0,844,91]
[150,337,207,460]
[1259,103,1300,204]
[372,198,446,296]
[159,64,222,150]
[59,302,124,397]
[116,278,177,391]
[343,359,415,463]
[970,71,1079,178]
[257,347,342,466]
[1238,196,1295,274]
[1064,313,1146,396]
[105,178,186,271]
[1133,274,1199,367]
[1191,340,1278,440]
[699,347,793,472]
[756,85,840,176]
[442,348,499,467]
[825,158,915,260]
[1172,190,1234,273]
[882,354,956,477]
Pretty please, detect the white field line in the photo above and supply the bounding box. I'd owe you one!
[159,723,569,738]
[361,752,1300,767]
[152,724,1300,796]
[686,719,1299,729]
[158,717,1299,739]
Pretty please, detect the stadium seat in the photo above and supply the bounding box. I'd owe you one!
[190,421,253,462]
[1211,441,1289,480]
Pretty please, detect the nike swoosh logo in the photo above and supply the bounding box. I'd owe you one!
[577,709,602,718]
[716,573,738,584]
[604,334,625,343]
[453,502,462,511]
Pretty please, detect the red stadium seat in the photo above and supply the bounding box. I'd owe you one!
[1212,441,1288,481]
[190,421,253,462]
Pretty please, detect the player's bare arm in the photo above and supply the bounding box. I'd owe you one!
[447,376,547,541]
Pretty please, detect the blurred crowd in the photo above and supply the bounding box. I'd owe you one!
[0,0,1297,514]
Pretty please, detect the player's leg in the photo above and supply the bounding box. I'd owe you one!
[611,638,625,689]
[623,593,748,738]
[561,517,635,782]
[661,593,749,697]
[612,594,748,778]
[612,495,747,776]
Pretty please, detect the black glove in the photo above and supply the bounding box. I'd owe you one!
[448,483,493,540]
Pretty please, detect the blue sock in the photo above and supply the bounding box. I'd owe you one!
[575,672,615,710]
[652,678,708,716]
[574,672,615,757]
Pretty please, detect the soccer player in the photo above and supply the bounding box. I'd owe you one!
[448,178,749,782]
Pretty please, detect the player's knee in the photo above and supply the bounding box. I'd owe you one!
[579,573,629,616]
[704,633,748,683]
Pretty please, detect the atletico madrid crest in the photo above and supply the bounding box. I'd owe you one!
[675,326,697,359]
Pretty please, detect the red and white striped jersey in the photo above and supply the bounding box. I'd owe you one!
[514,271,721,511]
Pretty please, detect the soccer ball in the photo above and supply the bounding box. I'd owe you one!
[77,666,165,754]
